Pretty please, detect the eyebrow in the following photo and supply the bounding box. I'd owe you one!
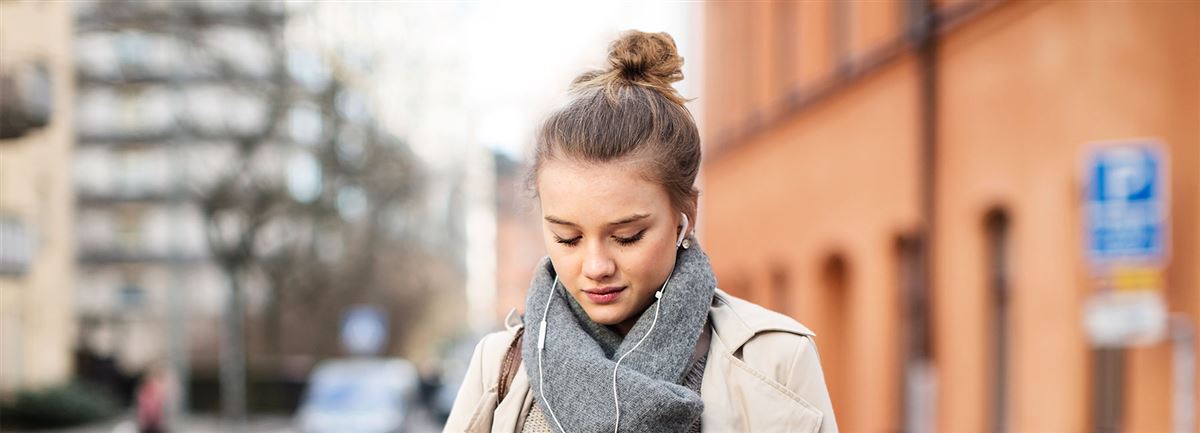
[544,214,650,227]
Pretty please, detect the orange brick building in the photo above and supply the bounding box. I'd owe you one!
[699,1,1198,433]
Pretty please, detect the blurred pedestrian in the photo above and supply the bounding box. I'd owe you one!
[445,30,838,433]
[136,363,171,433]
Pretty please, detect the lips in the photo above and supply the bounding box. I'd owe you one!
[583,286,626,304]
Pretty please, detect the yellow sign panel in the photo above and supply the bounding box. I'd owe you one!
[1109,265,1164,292]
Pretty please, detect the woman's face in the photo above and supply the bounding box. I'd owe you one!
[537,158,685,335]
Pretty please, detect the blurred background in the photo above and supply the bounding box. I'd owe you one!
[0,1,1195,433]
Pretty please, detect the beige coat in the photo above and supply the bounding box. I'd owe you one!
[444,289,839,433]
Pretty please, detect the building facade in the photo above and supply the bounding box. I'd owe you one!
[700,1,1198,433]
[0,0,77,395]
[71,0,293,378]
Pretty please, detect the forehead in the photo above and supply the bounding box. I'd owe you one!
[537,159,670,222]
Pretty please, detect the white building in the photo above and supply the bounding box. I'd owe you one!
[0,0,77,395]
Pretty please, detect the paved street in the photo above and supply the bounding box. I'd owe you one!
[0,416,291,433]
[2,405,444,433]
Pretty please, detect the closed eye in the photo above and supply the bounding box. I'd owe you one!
[614,229,646,246]
[554,235,581,246]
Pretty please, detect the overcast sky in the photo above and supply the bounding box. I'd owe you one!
[291,1,700,170]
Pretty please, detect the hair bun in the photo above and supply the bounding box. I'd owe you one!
[607,31,684,86]
[570,30,689,105]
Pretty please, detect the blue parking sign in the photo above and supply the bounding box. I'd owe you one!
[1085,142,1168,265]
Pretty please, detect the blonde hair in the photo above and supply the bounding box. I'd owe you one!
[529,30,701,221]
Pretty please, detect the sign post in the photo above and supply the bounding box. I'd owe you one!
[1082,140,1169,347]
[1082,140,1170,433]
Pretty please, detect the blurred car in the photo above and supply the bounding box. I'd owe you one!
[295,358,418,433]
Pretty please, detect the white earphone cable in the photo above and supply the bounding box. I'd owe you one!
[611,269,672,433]
[539,276,569,433]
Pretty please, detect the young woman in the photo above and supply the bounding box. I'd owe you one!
[445,31,838,433]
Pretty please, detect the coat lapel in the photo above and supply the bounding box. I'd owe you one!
[700,290,824,433]
[700,331,824,433]
[490,309,533,433]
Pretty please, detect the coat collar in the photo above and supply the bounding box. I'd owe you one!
[707,289,814,354]
[503,308,524,332]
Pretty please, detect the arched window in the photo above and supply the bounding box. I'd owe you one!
[820,253,851,420]
[984,208,1011,433]
[897,234,935,433]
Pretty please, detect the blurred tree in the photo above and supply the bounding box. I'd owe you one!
[252,76,432,362]
[197,51,435,419]
[76,1,461,420]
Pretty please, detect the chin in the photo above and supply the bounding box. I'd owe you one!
[581,305,629,326]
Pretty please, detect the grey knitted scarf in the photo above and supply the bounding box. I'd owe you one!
[521,238,715,433]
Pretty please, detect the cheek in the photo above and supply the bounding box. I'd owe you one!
[547,249,580,283]
[621,237,677,287]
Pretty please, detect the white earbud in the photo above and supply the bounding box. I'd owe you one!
[676,213,690,247]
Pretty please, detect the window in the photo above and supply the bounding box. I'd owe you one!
[984,208,1010,433]
[820,253,851,419]
[898,235,936,433]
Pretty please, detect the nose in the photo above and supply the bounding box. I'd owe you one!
[582,241,616,282]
